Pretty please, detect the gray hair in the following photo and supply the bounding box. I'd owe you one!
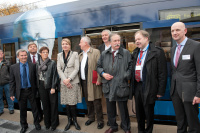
[28,42,37,49]
[81,36,91,45]
[109,33,121,42]
[16,49,27,56]
[102,29,111,36]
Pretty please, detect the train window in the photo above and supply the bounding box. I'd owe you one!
[147,28,172,62]
[3,43,16,65]
[62,36,81,54]
[186,27,200,42]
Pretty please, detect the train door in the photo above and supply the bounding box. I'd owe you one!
[85,23,140,117]
[142,19,179,123]
[2,43,16,65]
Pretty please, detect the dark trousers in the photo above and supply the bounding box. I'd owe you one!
[35,96,43,120]
[81,80,103,123]
[18,88,39,128]
[39,81,59,128]
[135,82,155,133]
[171,87,200,133]
[106,98,130,131]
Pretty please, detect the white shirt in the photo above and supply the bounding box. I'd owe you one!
[111,49,119,57]
[105,44,111,51]
[81,48,90,80]
[135,44,149,81]
[30,53,38,62]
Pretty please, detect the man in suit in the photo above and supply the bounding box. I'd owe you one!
[10,49,41,133]
[131,30,167,133]
[79,36,104,129]
[97,33,133,133]
[170,22,200,133]
[27,42,43,122]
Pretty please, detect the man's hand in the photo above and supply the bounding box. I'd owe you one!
[192,96,200,105]
[157,95,162,98]
[50,88,55,94]
[10,96,15,101]
[103,73,113,80]
[96,81,101,85]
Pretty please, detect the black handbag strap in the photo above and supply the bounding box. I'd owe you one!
[62,51,73,73]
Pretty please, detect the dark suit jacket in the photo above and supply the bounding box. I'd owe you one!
[131,43,167,105]
[9,62,37,100]
[171,38,200,101]
[27,53,40,63]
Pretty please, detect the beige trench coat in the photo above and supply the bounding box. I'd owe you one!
[79,47,102,101]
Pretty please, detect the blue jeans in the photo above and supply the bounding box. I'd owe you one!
[0,84,14,113]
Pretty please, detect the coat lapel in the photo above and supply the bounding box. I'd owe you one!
[176,39,191,68]
[16,63,21,87]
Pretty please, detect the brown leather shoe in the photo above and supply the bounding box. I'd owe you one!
[125,130,131,133]
[104,128,118,133]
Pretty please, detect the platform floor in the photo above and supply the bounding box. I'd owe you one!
[0,109,177,133]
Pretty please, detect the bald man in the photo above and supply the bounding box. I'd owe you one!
[170,22,200,133]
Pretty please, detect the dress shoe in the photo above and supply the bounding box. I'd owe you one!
[0,111,4,116]
[105,128,118,133]
[35,124,41,130]
[20,127,28,133]
[51,127,56,131]
[125,130,131,133]
[46,126,50,130]
[97,123,104,129]
[9,110,14,114]
[85,120,94,126]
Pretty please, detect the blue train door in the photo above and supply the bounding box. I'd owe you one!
[142,19,179,123]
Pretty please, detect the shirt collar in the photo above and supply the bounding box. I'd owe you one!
[20,61,28,66]
[111,48,118,53]
[177,37,188,46]
[83,48,90,54]
[140,44,149,52]
[30,53,37,58]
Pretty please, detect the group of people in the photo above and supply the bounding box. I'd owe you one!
[0,21,200,133]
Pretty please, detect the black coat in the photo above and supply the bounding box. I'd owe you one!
[131,43,167,105]
[97,47,133,101]
[0,59,10,85]
[9,62,37,100]
[36,59,58,90]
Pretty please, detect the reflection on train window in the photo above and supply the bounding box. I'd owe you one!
[186,27,200,42]
[147,28,172,62]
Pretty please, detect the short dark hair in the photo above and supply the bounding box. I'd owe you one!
[39,46,49,53]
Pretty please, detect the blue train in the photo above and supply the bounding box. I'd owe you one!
[0,0,200,123]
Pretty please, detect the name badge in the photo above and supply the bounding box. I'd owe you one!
[182,55,190,60]
[136,65,141,70]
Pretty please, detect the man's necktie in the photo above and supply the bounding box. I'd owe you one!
[32,55,36,64]
[135,51,143,82]
[23,64,28,88]
[175,45,181,68]
[112,51,116,63]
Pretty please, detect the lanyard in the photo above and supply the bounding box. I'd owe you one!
[138,44,149,64]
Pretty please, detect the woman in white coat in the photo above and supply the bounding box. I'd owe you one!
[57,38,81,131]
